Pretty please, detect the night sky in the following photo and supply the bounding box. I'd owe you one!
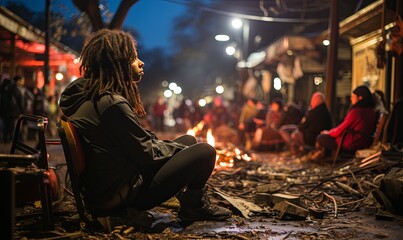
[15,0,188,51]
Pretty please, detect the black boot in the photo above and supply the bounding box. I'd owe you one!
[177,187,232,221]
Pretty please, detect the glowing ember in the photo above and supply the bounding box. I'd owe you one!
[206,129,215,147]
[219,159,234,168]
[242,154,252,161]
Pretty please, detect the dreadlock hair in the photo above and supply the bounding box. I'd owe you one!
[79,29,146,117]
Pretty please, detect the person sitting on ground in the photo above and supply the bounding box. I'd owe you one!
[253,98,286,150]
[314,85,377,159]
[59,29,232,222]
[279,92,332,156]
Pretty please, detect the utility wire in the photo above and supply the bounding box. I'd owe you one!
[163,0,328,23]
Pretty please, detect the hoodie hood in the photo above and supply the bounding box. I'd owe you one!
[59,77,88,117]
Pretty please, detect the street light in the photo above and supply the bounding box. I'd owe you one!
[231,19,242,29]
[168,82,177,91]
[225,45,236,56]
[215,34,230,41]
[215,85,224,94]
[215,18,249,62]
[164,89,173,98]
[173,86,182,94]
[273,77,282,90]
[231,18,249,62]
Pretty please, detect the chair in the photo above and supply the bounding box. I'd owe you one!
[382,97,403,145]
[0,114,54,232]
[332,112,389,165]
[56,118,105,231]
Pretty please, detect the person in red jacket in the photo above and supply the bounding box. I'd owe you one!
[314,85,377,159]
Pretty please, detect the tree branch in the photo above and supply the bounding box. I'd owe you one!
[109,0,139,29]
[72,0,104,31]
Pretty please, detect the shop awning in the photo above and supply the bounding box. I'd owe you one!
[0,6,79,76]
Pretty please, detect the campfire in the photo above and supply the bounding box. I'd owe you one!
[186,121,254,169]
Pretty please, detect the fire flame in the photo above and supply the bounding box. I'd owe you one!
[186,129,195,136]
[206,129,215,147]
[186,121,205,136]
[186,122,254,170]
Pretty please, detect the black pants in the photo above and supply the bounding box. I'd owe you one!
[316,134,338,155]
[127,135,216,210]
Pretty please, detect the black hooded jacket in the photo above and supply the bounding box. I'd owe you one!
[298,103,332,146]
[59,78,186,205]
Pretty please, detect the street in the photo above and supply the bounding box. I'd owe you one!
[2,136,403,240]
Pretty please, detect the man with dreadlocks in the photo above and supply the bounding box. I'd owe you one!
[59,29,232,222]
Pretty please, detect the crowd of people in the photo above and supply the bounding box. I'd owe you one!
[0,75,60,143]
[0,72,386,164]
[146,84,386,162]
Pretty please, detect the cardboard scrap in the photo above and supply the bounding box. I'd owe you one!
[214,189,263,218]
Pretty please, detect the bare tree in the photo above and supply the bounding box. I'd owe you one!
[72,0,139,30]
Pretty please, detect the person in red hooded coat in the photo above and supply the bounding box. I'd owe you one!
[315,85,377,158]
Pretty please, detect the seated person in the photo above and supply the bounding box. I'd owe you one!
[253,98,285,150]
[252,100,268,129]
[276,101,305,150]
[314,85,377,159]
[279,92,332,155]
[283,101,304,126]
[203,96,230,131]
[238,98,258,149]
[59,29,231,222]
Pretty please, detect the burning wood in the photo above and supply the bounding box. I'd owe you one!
[186,122,255,169]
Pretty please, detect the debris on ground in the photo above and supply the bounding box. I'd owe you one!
[11,142,403,239]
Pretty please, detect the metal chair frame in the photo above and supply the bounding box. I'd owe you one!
[0,114,54,231]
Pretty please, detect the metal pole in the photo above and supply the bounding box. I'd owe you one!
[44,0,51,89]
[242,20,250,62]
[10,34,16,77]
[325,0,339,112]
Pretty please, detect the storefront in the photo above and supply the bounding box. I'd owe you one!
[243,0,402,107]
[243,35,325,104]
[0,6,79,96]
[317,0,400,108]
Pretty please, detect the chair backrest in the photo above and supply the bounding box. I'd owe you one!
[9,114,49,169]
[57,118,121,231]
[382,98,403,144]
[57,118,91,225]
[58,120,86,174]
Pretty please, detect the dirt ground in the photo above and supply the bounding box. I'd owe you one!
[3,140,403,240]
